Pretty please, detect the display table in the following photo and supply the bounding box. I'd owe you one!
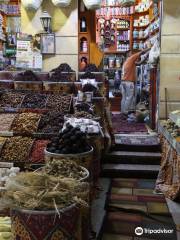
[155,121,180,200]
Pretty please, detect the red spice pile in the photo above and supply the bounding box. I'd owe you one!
[30,140,49,163]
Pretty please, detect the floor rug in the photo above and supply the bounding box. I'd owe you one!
[112,113,148,134]
[102,178,177,240]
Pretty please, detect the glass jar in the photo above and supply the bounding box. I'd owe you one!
[109,57,115,68]
[139,30,144,39]
[115,58,121,68]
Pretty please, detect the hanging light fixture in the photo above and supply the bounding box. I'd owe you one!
[40,11,52,33]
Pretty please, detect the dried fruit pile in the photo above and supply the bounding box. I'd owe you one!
[0,91,24,108]
[47,124,91,154]
[82,64,99,72]
[21,93,47,109]
[66,111,96,119]
[0,137,33,162]
[49,71,71,82]
[51,63,74,72]
[46,94,71,113]
[0,114,16,132]
[75,102,94,114]
[80,71,95,79]
[11,113,40,134]
[38,111,64,133]
[14,70,39,82]
[82,83,101,97]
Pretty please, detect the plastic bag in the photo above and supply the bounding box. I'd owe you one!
[51,0,72,7]
[148,39,160,64]
[119,0,135,6]
[83,0,101,10]
[22,0,42,10]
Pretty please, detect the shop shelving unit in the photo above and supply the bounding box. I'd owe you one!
[0,0,20,69]
[133,0,160,52]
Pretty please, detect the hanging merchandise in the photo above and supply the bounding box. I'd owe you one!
[119,0,135,7]
[22,0,42,11]
[148,39,160,64]
[51,0,72,7]
[83,0,101,10]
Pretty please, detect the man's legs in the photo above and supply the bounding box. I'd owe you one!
[121,81,135,113]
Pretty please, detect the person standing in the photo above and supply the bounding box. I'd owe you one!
[120,49,150,114]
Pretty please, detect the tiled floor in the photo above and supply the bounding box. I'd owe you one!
[102,178,177,240]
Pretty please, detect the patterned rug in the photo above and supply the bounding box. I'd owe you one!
[112,113,148,134]
[102,178,176,240]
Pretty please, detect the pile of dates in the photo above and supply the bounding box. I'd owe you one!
[38,111,64,133]
[80,71,95,80]
[51,63,74,72]
[14,70,39,82]
[47,123,91,154]
[83,64,99,72]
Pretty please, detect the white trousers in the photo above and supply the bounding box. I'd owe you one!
[121,81,135,113]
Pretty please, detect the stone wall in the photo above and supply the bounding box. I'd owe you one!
[21,0,78,72]
[160,0,180,118]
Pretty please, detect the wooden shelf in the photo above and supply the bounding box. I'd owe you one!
[133,24,149,29]
[6,14,20,17]
[97,15,132,19]
[79,51,89,54]
[79,31,88,34]
[104,68,122,71]
[104,50,130,54]
[135,9,150,15]
[117,28,130,31]
[117,40,130,42]
[133,36,148,41]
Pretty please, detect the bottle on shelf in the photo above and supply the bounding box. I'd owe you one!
[80,57,87,71]
[80,37,88,53]
[114,70,121,90]
[80,17,87,32]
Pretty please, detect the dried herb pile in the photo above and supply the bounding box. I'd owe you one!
[0,137,33,162]
[43,159,88,180]
[1,172,88,210]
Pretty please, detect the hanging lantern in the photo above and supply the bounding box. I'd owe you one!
[51,0,72,7]
[40,11,52,33]
[83,0,101,10]
[22,0,43,11]
[119,0,135,7]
